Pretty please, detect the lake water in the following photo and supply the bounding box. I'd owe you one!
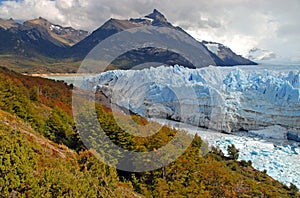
[43,74,96,85]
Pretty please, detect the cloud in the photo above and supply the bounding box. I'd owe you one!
[253,50,277,61]
[0,0,299,63]
[0,0,64,24]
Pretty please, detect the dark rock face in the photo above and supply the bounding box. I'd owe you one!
[22,17,88,46]
[287,131,300,142]
[145,9,173,27]
[0,23,67,57]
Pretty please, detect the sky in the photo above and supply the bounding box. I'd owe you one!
[0,0,299,64]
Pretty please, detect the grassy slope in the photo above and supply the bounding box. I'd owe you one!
[0,54,81,74]
[0,66,299,197]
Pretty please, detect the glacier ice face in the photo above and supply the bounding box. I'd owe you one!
[249,125,288,140]
[82,65,300,138]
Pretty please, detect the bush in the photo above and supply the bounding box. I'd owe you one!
[240,160,252,167]
[227,144,239,160]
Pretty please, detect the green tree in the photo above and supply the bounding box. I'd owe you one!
[227,144,239,160]
[44,107,82,150]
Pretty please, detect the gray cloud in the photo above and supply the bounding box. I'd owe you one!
[0,0,299,63]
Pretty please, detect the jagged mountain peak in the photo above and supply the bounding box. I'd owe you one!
[100,18,141,31]
[72,10,256,66]
[145,9,171,26]
[97,9,174,33]
[145,9,167,22]
[0,16,88,58]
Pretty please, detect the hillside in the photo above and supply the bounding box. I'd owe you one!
[0,67,299,197]
[0,110,140,197]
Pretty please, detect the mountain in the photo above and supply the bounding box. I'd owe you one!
[0,10,256,73]
[0,17,88,57]
[25,17,88,46]
[71,9,186,59]
[0,18,20,29]
[203,41,257,66]
[71,9,256,68]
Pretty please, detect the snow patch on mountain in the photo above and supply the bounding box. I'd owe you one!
[50,24,62,31]
[204,43,220,55]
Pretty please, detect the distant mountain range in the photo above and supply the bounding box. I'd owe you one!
[0,9,256,72]
[0,17,88,57]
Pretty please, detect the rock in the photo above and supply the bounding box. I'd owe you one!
[287,130,300,142]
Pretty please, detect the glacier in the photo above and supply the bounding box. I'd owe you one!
[82,65,300,139]
[80,64,300,188]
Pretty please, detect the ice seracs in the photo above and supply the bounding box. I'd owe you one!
[82,65,300,141]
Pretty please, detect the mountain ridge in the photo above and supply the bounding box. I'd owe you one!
[0,17,88,58]
[0,9,256,73]
[70,9,256,68]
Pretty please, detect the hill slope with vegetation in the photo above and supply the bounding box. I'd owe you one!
[0,66,298,197]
